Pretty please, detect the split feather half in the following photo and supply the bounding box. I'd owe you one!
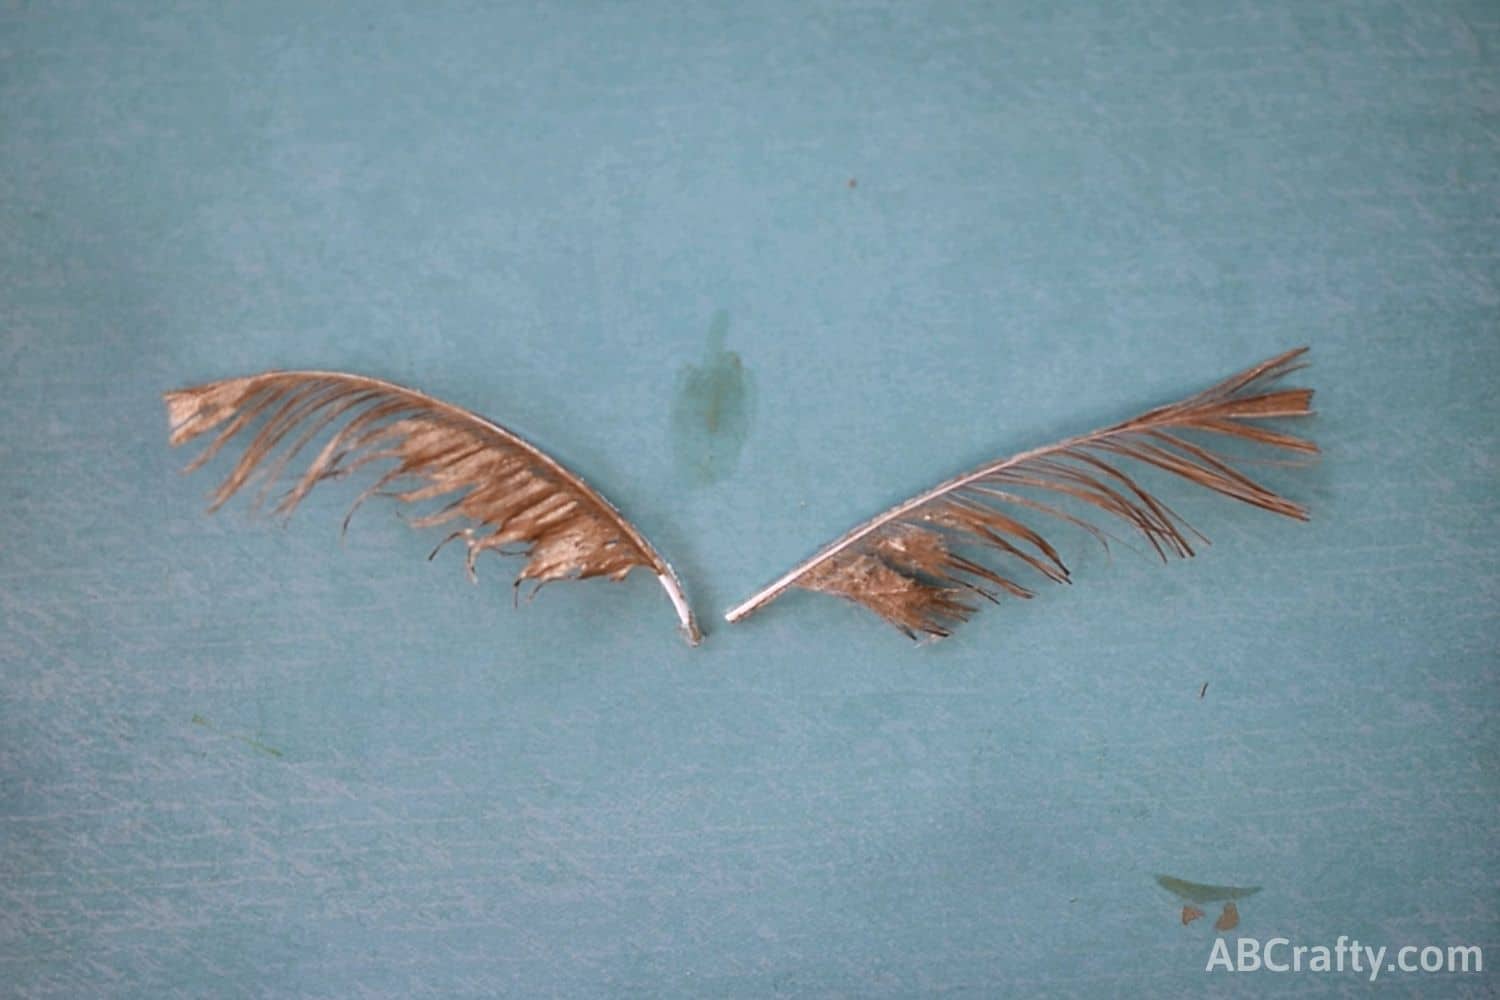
[164,371,701,645]
[725,348,1316,640]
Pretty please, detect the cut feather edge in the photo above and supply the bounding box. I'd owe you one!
[164,370,703,646]
[723,347,1315,632]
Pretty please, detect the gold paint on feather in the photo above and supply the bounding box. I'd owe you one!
[725,348,1316,640]
[164,371,701,644]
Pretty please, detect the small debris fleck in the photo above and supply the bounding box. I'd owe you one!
[1214,901,1239,932]
[1182,905,1205,925]
[847,178,857,189]
[1199,682,1209,699]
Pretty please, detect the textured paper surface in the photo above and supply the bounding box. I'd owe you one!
[2,2,1497,996]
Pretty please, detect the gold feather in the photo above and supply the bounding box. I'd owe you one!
[725,348,1316,640]
[164,371,701,645]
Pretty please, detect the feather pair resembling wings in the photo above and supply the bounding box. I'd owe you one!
[165,349,1316,646]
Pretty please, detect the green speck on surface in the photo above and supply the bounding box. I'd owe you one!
[1155,874,1262,903]
[241,737,283,759]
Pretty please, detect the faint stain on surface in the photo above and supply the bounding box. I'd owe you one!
[671,310,753,486]
[192,713,284,758]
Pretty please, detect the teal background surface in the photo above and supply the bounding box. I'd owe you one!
[2,2,1497,996]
